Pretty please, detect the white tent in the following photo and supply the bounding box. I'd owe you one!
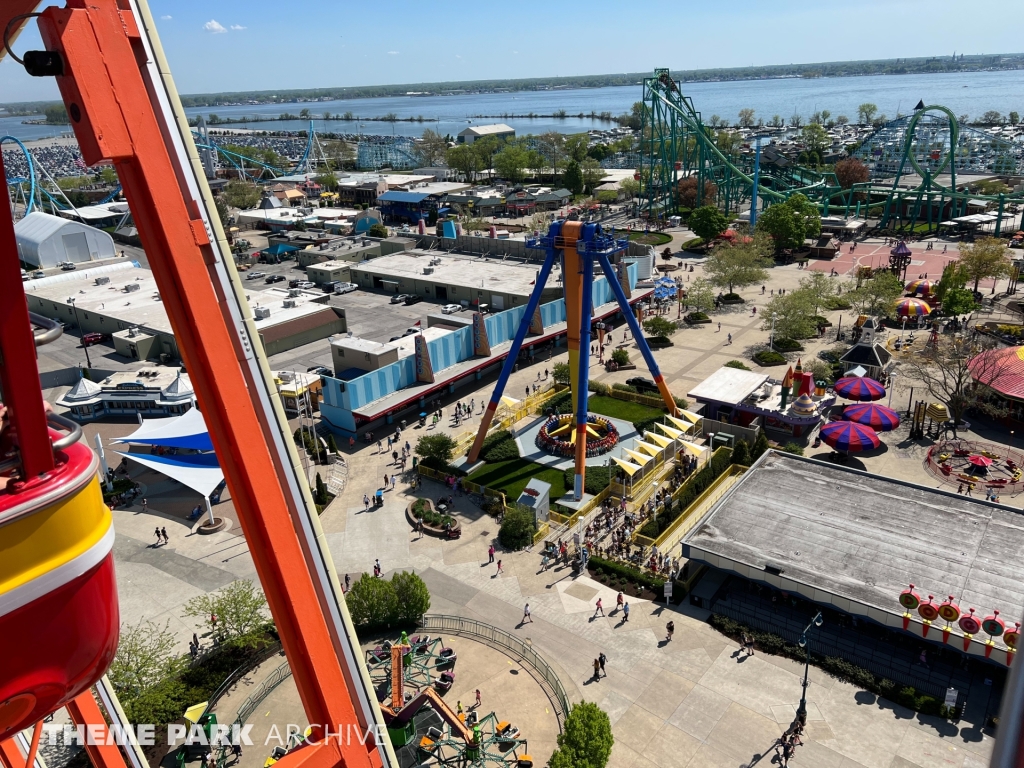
[114,405,211,450]
[112,450,223,524]
[15,211,116,268]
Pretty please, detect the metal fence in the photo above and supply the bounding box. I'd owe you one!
[233,658,294,726]
[419,614,571,730]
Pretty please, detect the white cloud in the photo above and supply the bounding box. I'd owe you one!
[455,54,462,59]
[203,19,226,33]
[160,14,172,20]
[230,24,246,30]
[512,50,519,54]
[387,51,399,55]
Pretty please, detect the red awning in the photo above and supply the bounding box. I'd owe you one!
[969,345,1024,402]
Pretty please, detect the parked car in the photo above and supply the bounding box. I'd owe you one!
[626,376,659,394]
[265,274,286,284]
[246,271,265,280]
[32,270,45,279]
[60,261,77,271]
[82,333,111,346]
[297,281,316,289]
[404,295,423,306]
[334,282,357,294]
[288,279,302,288]
[390,294,410,304]
[441,304,462,314]
[321,281,338,293]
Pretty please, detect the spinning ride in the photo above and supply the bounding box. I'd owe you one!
[536,414,619,459]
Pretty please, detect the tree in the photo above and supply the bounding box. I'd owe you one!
[446,143,483,181]
[416,433,457,465]
[704,234,773,293]
[1011,111,1020,126]
[738,108,756,127]
[836,115,849,126]
[368,223,389,239]
[642,316,676,338]
[563,134,589,163]
[323,139,355,170]
[834,158,870,189]
[493,143,531,183]
[797,271,837,315]
[563,161,584,195]
[345,574,399,628]
[498,503,536,550]
[391,571,431,624]
[800,123,829,159]
[581,158,605,192]
[107,619,186,698]
[755,193,820,252]
[790,113,803,128]
[731,439,752,466]
[549,702,614,768]
[620,177,640,201]
[552,362,571,385]
[716,130,741,156]
[686,278,716,313]
[899,336,1008,425]
[761,290,817,340]
[537,132,565,179]
[214,197,230,227]
[981,110,1003,125]
[688,205,727,242]
[857,103,878,124]
[677,177,718,209]
[44,104,69,124]
[751,430,770,461]
[299,108,311,119]
[942,287,978,316]
[415,129,449,167]
[820,109,831,124]
[708,115,722,128]
[314,172,339,191]
[222,179,261,210]
[958,236,1011,292]
[847,271,904,316]
[472,135,501,180]
[769,115,783,128]
[183,579,270,648]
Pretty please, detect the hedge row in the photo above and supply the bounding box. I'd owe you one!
[562,465,611,496]
[708,615,952,717]
[589,556,664,591]
[753,350,787,366]
[419,456,466,476]
[639,448,733,539]
[480,429,519,462]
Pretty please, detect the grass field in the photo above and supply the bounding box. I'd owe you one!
[628,231,673,246]
[550,393,664,427]
[467,459,569,502]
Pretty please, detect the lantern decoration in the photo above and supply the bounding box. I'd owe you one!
[918,596,938,636]
[899,584,921,630]
[982,610,1006,638]
[937,596,961,623]
[1005,623,1021,652]
[959,608,981,651]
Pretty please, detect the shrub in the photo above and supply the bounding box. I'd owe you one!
[771,337,803,352]
[549,702,614,768]
[563,465,611,496]
[345,574,399,628]
[391,571,431,624]
[588,380,611,396]
[642,315,677,338]
[610,348,630,366]
[612,383,638,393]
[731,439,752,466]
[674,395,689,410]
[782,442,805,456]
[685,312,710,323]
[588,556,664,591]
[499,503,536,550]
[752,431,770,460]
[646,336,673,346]
[480,430,519,462]
[753,350,787,366]
[552,362,571,385]
[722,292,744,302]
[725,360,751,371]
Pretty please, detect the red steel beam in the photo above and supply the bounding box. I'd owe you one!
[37,4,381,766]
[65,692,127,768]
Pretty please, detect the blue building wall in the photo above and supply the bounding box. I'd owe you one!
[320,263,637,436]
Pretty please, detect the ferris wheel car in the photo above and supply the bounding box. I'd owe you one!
[0,422,119,741]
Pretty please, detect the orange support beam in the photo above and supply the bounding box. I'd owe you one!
[66,691,127,768]
[37,4,385,767]
[0,737,25,768]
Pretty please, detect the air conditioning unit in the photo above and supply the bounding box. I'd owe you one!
[282,299,297,308]
[423,267,434,274]
[288,288,301,297]
[124,283,140,293]
[95,276,110,286]
[254,307,271,319]
[127,326,139,338]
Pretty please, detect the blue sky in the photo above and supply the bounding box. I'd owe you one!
[2,0,1022,103]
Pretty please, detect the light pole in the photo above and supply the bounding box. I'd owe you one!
[769,312,778,351]
[887,372,897,408]
[67,297,92,369]
[1011,430,1016,459]
[796,611,823,726]
[899,316,908,345]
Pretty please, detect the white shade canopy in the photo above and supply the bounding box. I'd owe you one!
[112,450,224,498]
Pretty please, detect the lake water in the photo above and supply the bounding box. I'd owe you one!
[4,69,1024,142]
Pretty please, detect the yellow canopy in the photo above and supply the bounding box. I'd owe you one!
[656,422,684,440]
[680,439,708,456]
[680,409,703,423]
[499,395,520,408]
[665,414,694,430]
[644,431,673,448]
[636,440,662,457]
[183,703,208,725]
[623,448,652,465]
[612,457,642,476]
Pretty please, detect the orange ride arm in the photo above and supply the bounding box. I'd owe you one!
[36,4,390,767]
[65,691,127,768]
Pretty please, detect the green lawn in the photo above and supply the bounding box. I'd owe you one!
[550,393,664,427]
[467,459,569,502]
[628,231,673,246]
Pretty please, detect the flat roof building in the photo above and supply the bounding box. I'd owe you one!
[457,124,515,144]
[349,250,562,311]
[16,211,117,268]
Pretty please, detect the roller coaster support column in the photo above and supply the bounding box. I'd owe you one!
[467,249,557,464]
[573,253,594,499]
[750,138,762,229]
[596,253,679,418]
[562,222,584,397]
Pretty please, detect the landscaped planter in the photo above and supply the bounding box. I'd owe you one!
[605,361,638,371]
[406,499,461,538]
[685,314,711,325]
[646,336,674,348]
[720,294,745,304]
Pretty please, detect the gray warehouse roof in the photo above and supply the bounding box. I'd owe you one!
[684,452,1024,625]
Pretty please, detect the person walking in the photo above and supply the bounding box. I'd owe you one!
[522,603,532,623]
[616,591,624,613]
[161,527,169,545]
[496,559,503,575]
[592,658,601,681]
[717,322,721,332]
[622,602,630,622]
[374,558,382,578]
[598,652,607,677]
[155,527,162,546]
[666,620,675,642]
[383,473,389,489]
[487,545,495,563]
[344,573,351,592]
[390,475,396,491]
[231,744,242,763]
[745,632,755,656]
[727,333,732,345]
[475,689,482,709]
[957,483,963,495]
[594,597,604,617]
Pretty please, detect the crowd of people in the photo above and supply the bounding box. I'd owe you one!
[535,414,619,458]
[3,143,89,180]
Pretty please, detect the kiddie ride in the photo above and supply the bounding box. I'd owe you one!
[363,634,531,767]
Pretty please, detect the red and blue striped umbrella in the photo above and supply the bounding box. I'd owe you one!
[895,297,932,317]
[842,403,901,431]
[834,376,886,401]
[820,421,881,452]
[904,279,934,297]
